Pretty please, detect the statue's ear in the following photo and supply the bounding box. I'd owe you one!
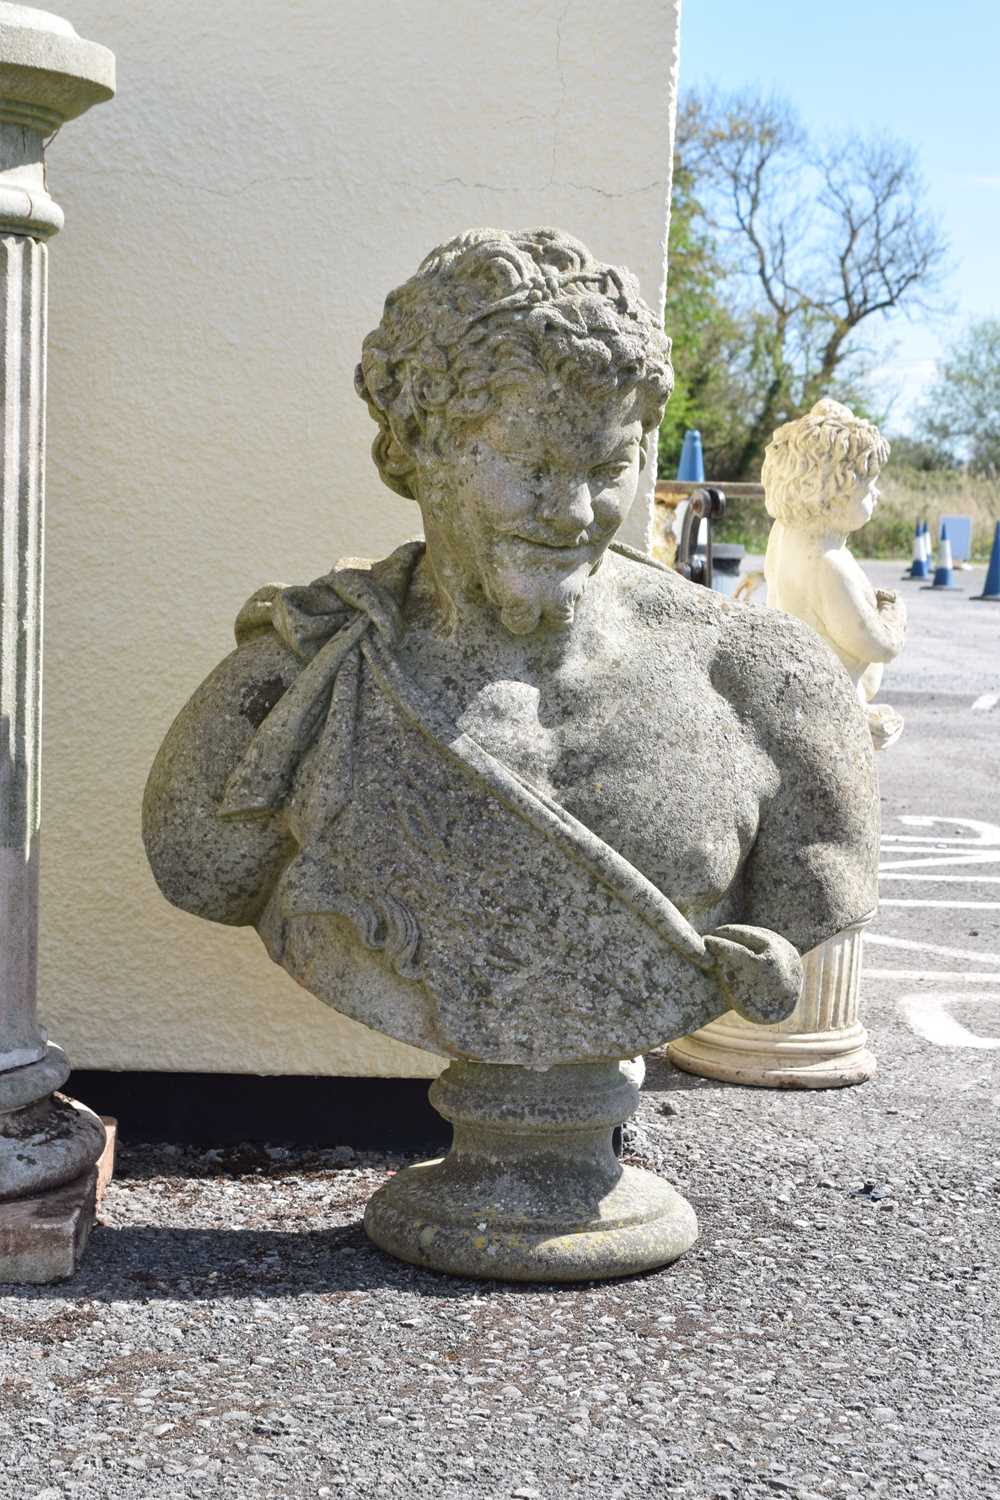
[371,425,418,501]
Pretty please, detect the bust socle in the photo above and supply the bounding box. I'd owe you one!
[143,230,879,1281]
[762,399,907,748]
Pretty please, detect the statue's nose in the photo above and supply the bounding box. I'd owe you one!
[535,480,594,538]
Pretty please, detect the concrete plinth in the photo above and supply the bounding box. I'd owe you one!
[0,1114,115,1283]
[364,1059,697,1282]
[668,920,875,1089]
[0,1165,97,1283]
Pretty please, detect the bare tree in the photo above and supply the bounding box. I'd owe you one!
[677,91,948,476]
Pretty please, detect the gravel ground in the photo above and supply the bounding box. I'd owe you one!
[2,561,998,1500]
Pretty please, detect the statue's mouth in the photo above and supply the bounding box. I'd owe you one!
[509,534,592,553]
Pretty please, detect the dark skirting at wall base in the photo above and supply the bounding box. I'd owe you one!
[68,1072,450,1150]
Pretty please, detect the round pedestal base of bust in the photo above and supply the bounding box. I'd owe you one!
[365,1158,697,1283]
[0,1093,106,1202]
[364,1058,697,1282]
[666,1020,876,1090]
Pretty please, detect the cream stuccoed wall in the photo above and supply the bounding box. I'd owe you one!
[39,0,682,1076]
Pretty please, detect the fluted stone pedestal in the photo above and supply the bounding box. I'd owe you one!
[667,918,875,1088]
[0,5,114,1280]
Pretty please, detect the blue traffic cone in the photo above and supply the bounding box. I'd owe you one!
[676,429,705,483]
[974,520,1000,601]
[922,521,962,591]
[921,519,932,568]
[904,518,928,579]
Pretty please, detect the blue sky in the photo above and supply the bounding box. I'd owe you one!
[678,0,1000,433]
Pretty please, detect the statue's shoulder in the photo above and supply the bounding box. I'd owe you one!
[715,584,834,665]
[217,541,422,722]
[172,594,303,748]
[607,544,862,729]
[713,587,868,748]
[606,541,741,631]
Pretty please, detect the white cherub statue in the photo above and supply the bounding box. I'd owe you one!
[761,398,906,749]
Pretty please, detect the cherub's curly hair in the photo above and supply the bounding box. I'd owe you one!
[763,398,890,527]
[355,228,674,500]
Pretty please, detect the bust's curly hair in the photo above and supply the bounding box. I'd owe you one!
[763,399,890,528]
[355,228,673,500]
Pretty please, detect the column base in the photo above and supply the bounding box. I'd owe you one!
[0,1042,71,1113]
[666,1017,876,1089]
[364,1059,697,1282]
[666,921,874,1090]
[0,1091,106,1201]
[0,1166,97,1284]
[0,1115,115,1284]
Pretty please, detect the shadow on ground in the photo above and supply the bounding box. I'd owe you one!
[1,1215,689,1306]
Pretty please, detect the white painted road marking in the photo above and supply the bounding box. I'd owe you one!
[897,993,1000,1049]
[877,816,1000,1042]
[864,933,1000,965]
[892,815,1000,844]
[880,851,1000,871]
[972,691,1000,712]
[880,899,1000,909]
[880,818,1000,872]
[882,836,1000,846]
[868,969,1000,983]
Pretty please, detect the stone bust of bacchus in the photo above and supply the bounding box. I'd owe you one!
[143,229,878,1279]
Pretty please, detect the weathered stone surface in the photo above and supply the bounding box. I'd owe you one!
[0,1166,97,1284]
[0,1042,70,1112]
[0,1092,106,1201]
[365,1060,697,1282]
[0,5,114,239]
[144,230,880,1277]
[0,1115,114,1284]
[0,6,115,1226]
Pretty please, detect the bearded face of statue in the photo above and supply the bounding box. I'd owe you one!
[413,377,646,636]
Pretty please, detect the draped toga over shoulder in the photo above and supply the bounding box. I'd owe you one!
[202,541,872,1066]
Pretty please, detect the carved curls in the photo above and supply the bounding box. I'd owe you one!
[763,398,891,527]
[354,228,674,500]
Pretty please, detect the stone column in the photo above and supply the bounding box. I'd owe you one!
[0,8,114,1237]
[667,916,875,1088]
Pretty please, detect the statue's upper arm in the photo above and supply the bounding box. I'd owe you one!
[153,632,300,799]
[816,552,896,663]
[734,615,879,953]
[142,631,302,925]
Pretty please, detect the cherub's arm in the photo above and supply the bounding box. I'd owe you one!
[817,551,907,665]
[142,631,301,926]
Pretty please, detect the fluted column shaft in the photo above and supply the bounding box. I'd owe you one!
[0,230,47,1074]
[0,5,114,1208]
[667,918,875,1089]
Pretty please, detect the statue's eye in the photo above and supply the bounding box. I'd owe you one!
[590,458,632,485]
